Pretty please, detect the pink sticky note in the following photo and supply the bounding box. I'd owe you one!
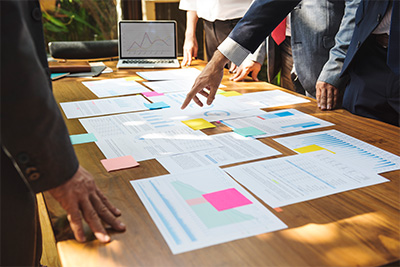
[100,155,139,172]
[202,188,252,211]
[274,207,283,212]
[142,91,164,97]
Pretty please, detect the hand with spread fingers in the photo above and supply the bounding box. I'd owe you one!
[316,81,339,110]
[230,59,261,82]
[181,50,229,109]
[48,165,126,243]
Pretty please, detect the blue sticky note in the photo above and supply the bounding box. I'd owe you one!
[70,133,97,145]
[144,101,170,110]
[233,127,266,137]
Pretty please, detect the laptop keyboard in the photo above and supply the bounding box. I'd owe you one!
[122,59,176,64]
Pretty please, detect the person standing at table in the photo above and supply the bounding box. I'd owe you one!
[181,0,399,127]
[179,0,266,81]
[1,1,126,266]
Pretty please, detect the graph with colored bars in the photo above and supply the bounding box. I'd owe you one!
[131,167,287,254]
[273,129,400,174]
[120,25,175,57]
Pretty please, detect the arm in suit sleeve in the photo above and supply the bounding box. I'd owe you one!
[218,0,300,66]
[1,1,79,193]
[318,0,361,90]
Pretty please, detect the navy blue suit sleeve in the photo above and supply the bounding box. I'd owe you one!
[229,0,301,53]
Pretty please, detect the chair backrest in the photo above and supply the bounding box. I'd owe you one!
[48,40,118,60]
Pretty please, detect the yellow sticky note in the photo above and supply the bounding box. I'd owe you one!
[220,91,242,97]
[181,118,216,130]
[125,76,143,81]
[216,89,226,94]
[294,144,335,154]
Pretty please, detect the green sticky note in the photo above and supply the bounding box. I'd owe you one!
[70,133,97,145]
[233,127,266,137]
[181,118,216,130]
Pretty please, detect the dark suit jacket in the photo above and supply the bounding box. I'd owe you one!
[1,1,79,265]
[341,0,392,75]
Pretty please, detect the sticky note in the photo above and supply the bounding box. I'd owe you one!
[274,207,283,212]
[142,91,164,97]
[216,89,226,94]
[100,155,139,172]
[70,133,97,145]
[125,76,143,81]
[233,127,266,137]
[202,188,252,211]
[294,144,335,154]
[181,118,216,130]
[144,101,170,110]
[220,91,242,97]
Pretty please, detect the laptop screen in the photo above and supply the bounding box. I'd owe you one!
[118,20,177,59]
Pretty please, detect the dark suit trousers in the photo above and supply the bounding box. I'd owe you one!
[1,148,42,266]
[343,35,400,126]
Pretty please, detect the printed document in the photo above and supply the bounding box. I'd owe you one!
[82,78,150,97]
[157,132,281,173]
[225,151,389,208]
[131,166,287,254]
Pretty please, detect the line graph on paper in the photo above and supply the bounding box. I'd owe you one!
[120,23,175,57]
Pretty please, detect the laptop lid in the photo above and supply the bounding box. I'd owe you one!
[118,20,178,60]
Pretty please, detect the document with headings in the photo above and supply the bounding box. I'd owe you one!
[227,90,310,109]
[131,166,287,254]
[273,129,400,174]
[156,132,281,173]
[221,109,333,138]
[82,78,150,97]
[225,151,389,208]
[94,126,224,161]
[60,95,151,119]
[136,68,201,81]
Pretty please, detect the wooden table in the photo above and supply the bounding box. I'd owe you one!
[44,60,400,266]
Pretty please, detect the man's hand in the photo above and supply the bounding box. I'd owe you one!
[181,36,198,67]
[230,60,261,82]
[181,50,229,109]
[48,165,126,243]
[316,81,339,110]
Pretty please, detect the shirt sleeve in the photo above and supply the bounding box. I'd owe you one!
[179,0,197,11]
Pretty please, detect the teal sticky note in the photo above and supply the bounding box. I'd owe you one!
[144,101,170,110]
[70,133,97,145]
[233,127,266,137]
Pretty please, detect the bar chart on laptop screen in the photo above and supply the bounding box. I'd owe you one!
[120,22,175,57]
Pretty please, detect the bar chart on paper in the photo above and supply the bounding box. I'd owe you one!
[131,167,287,254]
[274,130,400,174]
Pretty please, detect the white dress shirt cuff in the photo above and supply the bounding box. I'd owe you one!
[217,37,251,66]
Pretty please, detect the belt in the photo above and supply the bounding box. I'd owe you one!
[373,33,389,48]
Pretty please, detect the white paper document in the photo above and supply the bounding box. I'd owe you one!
[136,68,201,81]
[94,126,224,161]
[156,132,281,173]
[227,90,310,109]
[273,130,400,174]
[143,79,225,94]
[60,95,151,119]
[221,109,334,137]
[146,92,262,122]
[131,167,287,254]
[82,78,150,97]
[225,151,389,208]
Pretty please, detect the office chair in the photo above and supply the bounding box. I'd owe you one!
[48,40,118,60]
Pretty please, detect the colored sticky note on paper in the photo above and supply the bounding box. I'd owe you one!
[142,91,164,97]
[181,118,216,130]
[70,133,97,145]
[220,91,242,97]
[100,155,139,172]
[125,76,143,81]
[216,89,226,94]
[202,188,252,211]
[144,101,170,110]
[233,127,266,137]
[294,144,335,154]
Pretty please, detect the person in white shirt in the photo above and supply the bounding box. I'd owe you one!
[179,0,265,81]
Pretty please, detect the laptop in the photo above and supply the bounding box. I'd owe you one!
[117,20,180,69]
